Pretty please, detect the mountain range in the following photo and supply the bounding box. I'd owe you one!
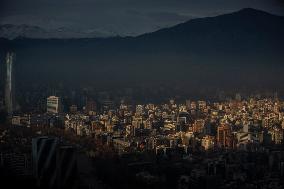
[0,24,116,39]
[0,8,284,93]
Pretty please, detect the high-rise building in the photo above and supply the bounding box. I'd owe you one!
[185,100,191,110]
[32,137,59,188]
[5,52,15,116]
[47,96,61,114]
[85,98,97,113]
[217,124,231,147]
[1,152,31,176]
[32,137,77,188]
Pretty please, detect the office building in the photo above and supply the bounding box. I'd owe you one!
[32,137,59,188]
[47,96,61,114]
[32,137,77,188]
[5,52,15,115]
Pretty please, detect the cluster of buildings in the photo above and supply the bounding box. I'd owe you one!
[2,93,284,188]
[61,95,284,188]
[58,96,284,153]
[7,95,284,154]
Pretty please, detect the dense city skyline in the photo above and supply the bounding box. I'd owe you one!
[1,1,284,189]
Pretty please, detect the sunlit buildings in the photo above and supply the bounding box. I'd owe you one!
[217,124,232,148]
[47,96,61,114]
[201,135,215,150]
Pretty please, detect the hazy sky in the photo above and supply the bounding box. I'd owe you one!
[1,0,283,36]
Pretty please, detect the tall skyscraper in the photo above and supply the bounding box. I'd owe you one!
[32,137,58,188]
[5,52,15,115]
[32,137,77,188]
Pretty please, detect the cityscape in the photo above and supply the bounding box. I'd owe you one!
[1,74,284,188]
[1,1,284,189]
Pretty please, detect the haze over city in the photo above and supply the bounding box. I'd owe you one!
[1,1,284,189]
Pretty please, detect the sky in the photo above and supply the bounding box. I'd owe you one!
[0,0,283,36]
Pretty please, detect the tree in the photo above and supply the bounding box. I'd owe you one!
[0,110,7,124]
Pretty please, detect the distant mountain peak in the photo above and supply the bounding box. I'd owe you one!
[230,7,276,17]
[238,7,265,12]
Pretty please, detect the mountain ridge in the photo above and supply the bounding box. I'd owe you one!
[0,8,283,90]
[0,24,116,40]
[1,8,282,41]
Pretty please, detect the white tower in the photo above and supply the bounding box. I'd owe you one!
[5,52,14,115]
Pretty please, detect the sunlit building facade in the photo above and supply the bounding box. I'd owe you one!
[47,96,61,114]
